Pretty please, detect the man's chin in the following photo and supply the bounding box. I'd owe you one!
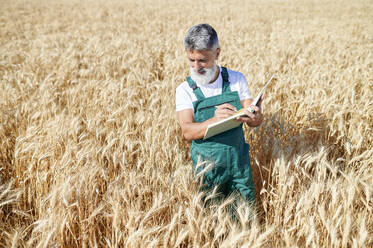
[190,64,217,85]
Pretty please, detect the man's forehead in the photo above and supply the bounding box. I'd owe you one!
[186,49,214,58]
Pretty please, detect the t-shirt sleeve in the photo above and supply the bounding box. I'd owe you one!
[238,73,252,100]
[176,84,194,112]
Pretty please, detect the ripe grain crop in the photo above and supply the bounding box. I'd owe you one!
[0,0,372,247]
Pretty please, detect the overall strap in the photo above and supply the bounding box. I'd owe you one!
[221,67,231,93]
[187,76,205,100]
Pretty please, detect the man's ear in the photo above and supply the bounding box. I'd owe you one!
[215,48,221,59]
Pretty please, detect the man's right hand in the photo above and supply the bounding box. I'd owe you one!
[213,103,237,120]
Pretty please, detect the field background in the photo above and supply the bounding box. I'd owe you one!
[1,0,372,247]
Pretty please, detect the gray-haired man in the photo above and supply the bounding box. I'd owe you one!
[176,23,263,206]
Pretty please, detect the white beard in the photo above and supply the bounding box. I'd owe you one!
[190,63,218,86]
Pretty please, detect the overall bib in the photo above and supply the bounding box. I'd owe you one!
[187,67,256,205]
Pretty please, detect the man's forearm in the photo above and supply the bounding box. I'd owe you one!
[177,104,238,141]
[180,117,217,141]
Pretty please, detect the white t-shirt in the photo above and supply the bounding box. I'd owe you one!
[176,67,252,112]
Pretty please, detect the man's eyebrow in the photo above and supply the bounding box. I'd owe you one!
[189,58,207,62]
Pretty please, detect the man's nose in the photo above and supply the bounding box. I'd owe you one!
[193,61,202,72]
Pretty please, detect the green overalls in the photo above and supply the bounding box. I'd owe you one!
[187,67,256,205]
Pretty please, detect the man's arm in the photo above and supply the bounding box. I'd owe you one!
[177,103,237,141]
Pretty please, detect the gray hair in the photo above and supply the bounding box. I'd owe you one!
[184,23,219,51]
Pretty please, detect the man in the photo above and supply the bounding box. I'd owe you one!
[176,23,263,206]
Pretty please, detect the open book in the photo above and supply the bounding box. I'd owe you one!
[203,74,276,140]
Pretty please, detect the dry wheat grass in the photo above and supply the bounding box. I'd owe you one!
[0,0,372,247]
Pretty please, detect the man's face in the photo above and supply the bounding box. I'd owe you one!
[186,48,220,85]
[186,48,220,75]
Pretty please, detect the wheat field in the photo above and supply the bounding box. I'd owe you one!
[0,0,372,247]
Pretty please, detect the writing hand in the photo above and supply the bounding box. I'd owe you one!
[214,103,237,121]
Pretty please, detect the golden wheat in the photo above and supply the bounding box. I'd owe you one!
[0,0,372,247]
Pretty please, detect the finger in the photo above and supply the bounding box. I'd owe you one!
[243,109,256,119]
[216,108,236,116]
[258,94,264,107]
[250,105,261,113]
[246,106,258,115]
[235,116,250,122]
[215,108,236,118]
[254,112,264,123]
[216,103,237,111]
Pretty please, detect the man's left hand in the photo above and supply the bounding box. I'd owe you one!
[235,105,263,127]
